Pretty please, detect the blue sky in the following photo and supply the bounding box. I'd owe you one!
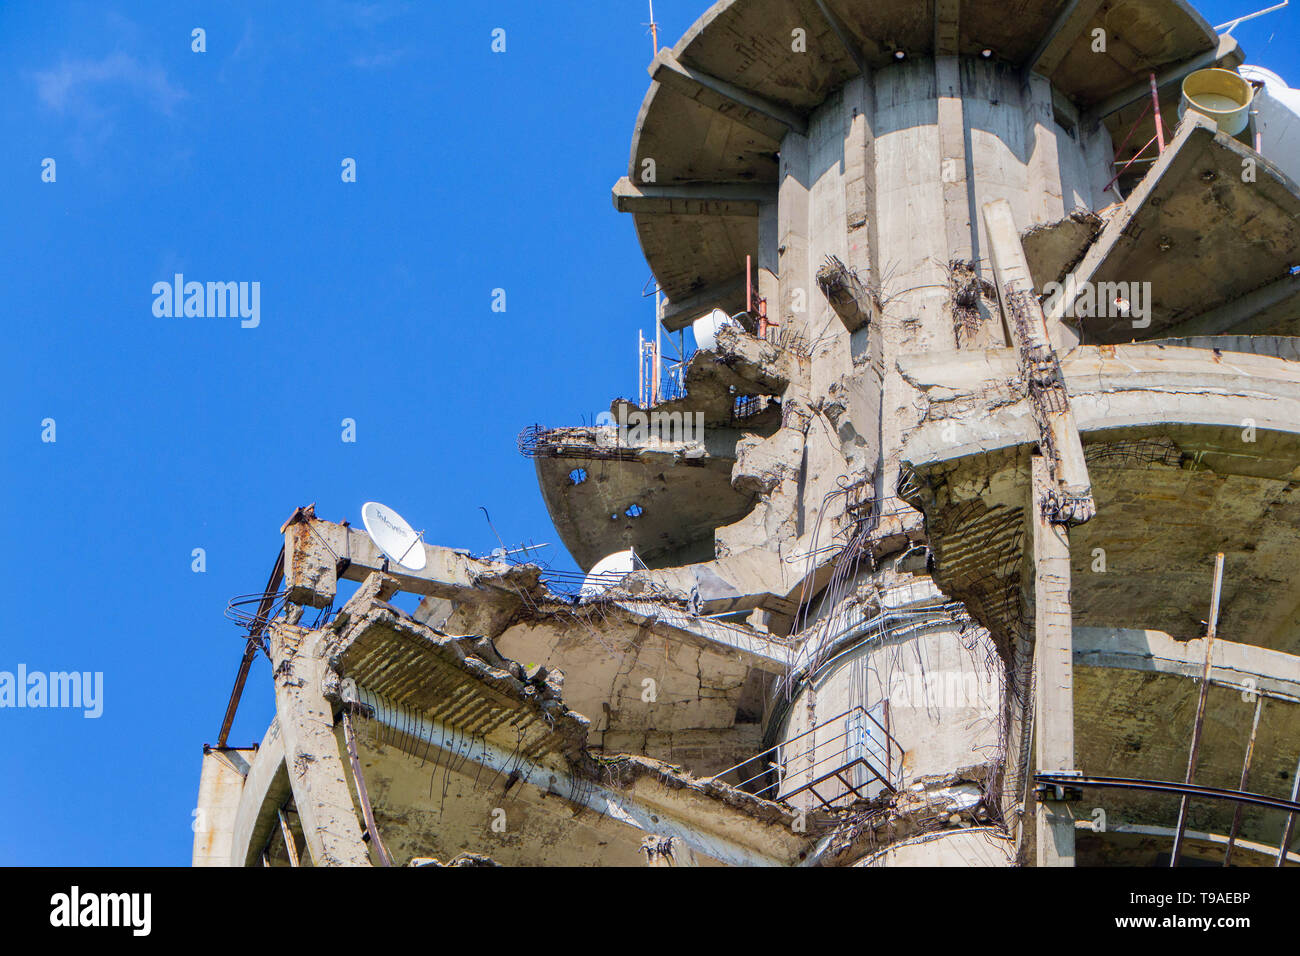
[0,0,1294,866]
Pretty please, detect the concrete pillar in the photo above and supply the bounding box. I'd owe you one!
[983,198,1093,518]
[778,132,811,339]
[842,73,878,286]
[192,748,253,866]
[1022,72,1066,225]
[1030,455,1076,867]
[758,200,779,336]
[268,622,372,867]
[936,56,973,264]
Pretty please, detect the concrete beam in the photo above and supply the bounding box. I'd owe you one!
[1030,455,1076,868]
[228,722,289,867]
[1074,627,1300,704]
[1081,34,1241,127]
[283,518,534,608]
[934,0,961,57]
[982,199,1094,524]
[1158,272,1300,339]
[356,684,799,867]
[812,0,875,73]
[816,255,877,332]
[1027,0,1107,77]
[649,49,808,139]
[612,177,776,216]
[660,276,747,332]
[1074,820,1300,864]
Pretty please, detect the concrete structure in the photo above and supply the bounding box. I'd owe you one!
[196,0,1300,866]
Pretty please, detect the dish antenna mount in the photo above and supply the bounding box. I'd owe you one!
[361,501,427,572]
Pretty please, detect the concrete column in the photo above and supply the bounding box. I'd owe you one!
[192,748,253,866]
[936,56,973,264]
[778,131,811,339]
[758,200,779,335]
[842,74,877,286]
[1022,72,1066,225]
[269,622,372,867]
[842,72,884,484]
[983,198,1093,519]
[1030,455,1076,867]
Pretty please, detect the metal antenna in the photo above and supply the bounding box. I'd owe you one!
[1216,0,1288,33]
[480,506,508,554]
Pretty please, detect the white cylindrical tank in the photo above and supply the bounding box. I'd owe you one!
[1178,68,1254,136]
[1240,64,1300,183]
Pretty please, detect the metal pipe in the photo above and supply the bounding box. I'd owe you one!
[654,289,662,405]
[1224,696,1263,865]
[277,807,300,867]
[342,709,394,866]
[1150,72,1166,154]
[217,547,285,748]
[1171,552,1225,866]
[1035,772,1300,815]
[1276,755,1300,866]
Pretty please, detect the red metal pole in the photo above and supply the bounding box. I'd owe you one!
[1150,73,1166,154]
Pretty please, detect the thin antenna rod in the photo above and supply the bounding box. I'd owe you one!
[649,0,659,56]
[1216,0,1288,33]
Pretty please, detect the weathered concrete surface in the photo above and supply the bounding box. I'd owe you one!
[228,719,288,867]
[1072,668,1300,859]
[853,826,1015,866]
[268,622,371,867]
[284,515,541,609]
[192,747,253,867]
[1047,115,1300,342]
[213,0,1297,868]
[1029,455,1077,867]
[1075,627,1300,704]
[1022,210,1104,292]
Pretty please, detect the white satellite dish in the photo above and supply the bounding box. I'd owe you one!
[692,308,734,352]
[579,548,642,597]
[361,501,427,571]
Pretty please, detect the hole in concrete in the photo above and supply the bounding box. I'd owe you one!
[568,468,587,485]
[625,504,644,518]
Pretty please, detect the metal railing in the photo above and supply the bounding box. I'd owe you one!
[711,704,903,810]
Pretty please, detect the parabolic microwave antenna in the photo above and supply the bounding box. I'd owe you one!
[361,501,427,571]
[692,308,734,352]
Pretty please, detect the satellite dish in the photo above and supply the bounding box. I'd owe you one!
[692,308,734,352]
[361,501,427,571]
[580,548,643,597]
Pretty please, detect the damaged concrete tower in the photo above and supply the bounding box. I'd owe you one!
[196,1,1300,867]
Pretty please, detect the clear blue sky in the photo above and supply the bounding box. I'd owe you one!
[0,1,1294,866]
